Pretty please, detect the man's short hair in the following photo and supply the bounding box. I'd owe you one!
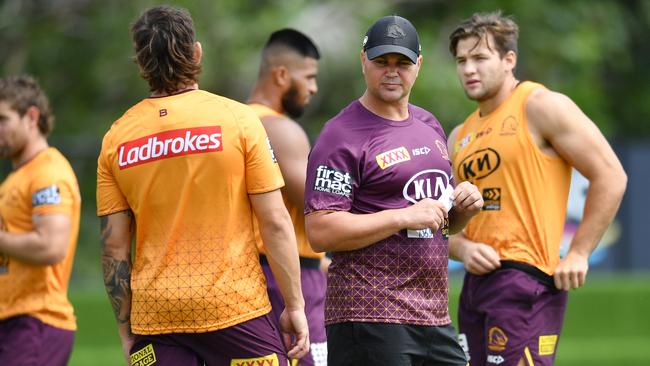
[449,10,519,58]
[131,5,201,94]
[0,75,54,136]
[263,28,320,60]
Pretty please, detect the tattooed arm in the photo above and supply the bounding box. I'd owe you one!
[100,210,135,364]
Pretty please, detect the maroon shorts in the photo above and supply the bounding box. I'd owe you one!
[129,313,289,366]
[261,257,327,366]
[0,315,74,366]
[458,268,568,366]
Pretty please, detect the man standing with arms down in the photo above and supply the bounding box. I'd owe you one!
[447,11,627,366]
[0,75,81,365]
[97,6,308,365]
[304,15,482,365]
[248,28,328,366]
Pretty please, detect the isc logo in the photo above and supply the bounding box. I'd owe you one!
[402,169,450,203]
[457,148,500,181]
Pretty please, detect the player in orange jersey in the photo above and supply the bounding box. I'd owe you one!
[0,75,81,366]
[248,28,328,366]
[96,6,308,365]
[447,11,627,366]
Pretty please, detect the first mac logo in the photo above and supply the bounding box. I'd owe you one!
[117,126,222,169]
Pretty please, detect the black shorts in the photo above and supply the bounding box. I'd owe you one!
[326,322,467,366]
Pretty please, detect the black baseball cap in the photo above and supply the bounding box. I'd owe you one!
[362,15,421,64]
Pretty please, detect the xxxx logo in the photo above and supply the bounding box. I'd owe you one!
[376,147,411,169]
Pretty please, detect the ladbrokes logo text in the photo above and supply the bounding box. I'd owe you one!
[314,165,352,197]
[117,126,222,169]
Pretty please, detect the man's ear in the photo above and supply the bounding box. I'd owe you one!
[360,50,367,75]
[504,50,517,73]
[193,41,203,64]
[272,66,289,88]
[24,106,41,132]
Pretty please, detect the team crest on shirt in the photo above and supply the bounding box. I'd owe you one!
[32,185,61,207]
[500,116,518,136]
[488,326,508,351]
[435,140,449,161]
[376,146,411,169]
[230,353,279,366]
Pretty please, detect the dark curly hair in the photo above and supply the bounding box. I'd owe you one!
[131,5,201,94]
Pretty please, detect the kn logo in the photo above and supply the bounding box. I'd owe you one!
[376,147,411,169]
[457,148,500,182]
[314,165,353,197]
[403,169,450,203]
[117,126,222,169]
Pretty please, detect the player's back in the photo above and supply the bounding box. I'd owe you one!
[97,89,284,334]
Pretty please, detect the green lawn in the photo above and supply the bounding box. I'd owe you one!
[68,273,650,365]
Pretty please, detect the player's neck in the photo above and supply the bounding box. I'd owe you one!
[478,77,519,117]
[13,136,48,169]
[248,85,282,114]
[150,82,198,97]
[359,91,410,121]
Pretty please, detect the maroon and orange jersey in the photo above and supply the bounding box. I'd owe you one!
[0,148,80,330]
[452,81,572,275]
[248,103,324,260]
[97,90,284,334]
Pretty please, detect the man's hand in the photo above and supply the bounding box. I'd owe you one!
[460,241,501,275]
[279,308,310,359]
[451,181,483,215]
[400,198,448,232]
[554,251,589,290]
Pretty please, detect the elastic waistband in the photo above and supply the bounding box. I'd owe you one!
[259,254,321,269]
[498,260,556,289]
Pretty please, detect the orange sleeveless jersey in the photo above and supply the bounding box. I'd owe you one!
[248,103,323,260]
[452,81,571,275]
[96,90,284,334]
[0,148,80,330]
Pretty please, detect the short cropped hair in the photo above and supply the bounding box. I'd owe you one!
[0,75,54,136]
[259,29,320,76]
[264,28,320,60]
[131,5,201,94]
[449,10,519,58]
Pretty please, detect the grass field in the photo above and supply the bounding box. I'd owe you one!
[68,273,650,365]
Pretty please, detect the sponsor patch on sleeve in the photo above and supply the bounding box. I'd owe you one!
[230,353,279,366]
[313,165,353,197]
[32,185,61,207]
[266,137,277,163]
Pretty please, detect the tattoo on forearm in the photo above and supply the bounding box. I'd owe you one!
[102,257,132,325]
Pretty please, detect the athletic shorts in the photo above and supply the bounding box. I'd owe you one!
[458,267,568,366]
[326,322,467,366]
[0,315,74,366]
[261,256,327,366]
[129,313,289,366]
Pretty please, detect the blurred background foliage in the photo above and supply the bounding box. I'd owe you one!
[1,0,649,284]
